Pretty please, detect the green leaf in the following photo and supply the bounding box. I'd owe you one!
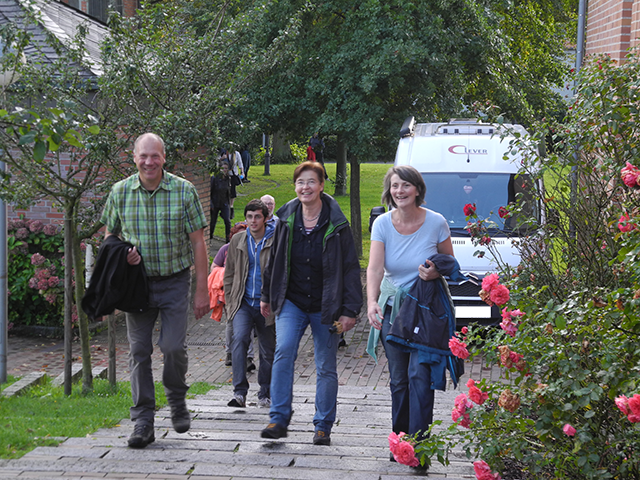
[555,316,566,329]
[87,125,100,135]
[33,140,46,161]
[18,132,36,146]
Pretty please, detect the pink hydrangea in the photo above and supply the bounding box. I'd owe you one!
[29,220,43,233]
[31,253,46,266]
[15,227,29,239]
[467,379,489,405]
[621,162,640,188]
[562,424,576,436]
[489,284,510,306]
[481,273,500,292]
[48,276,60,288]
[45,293,57,304]
[449,336,470,359]
[474,460,502,480]
[43,224,58,236]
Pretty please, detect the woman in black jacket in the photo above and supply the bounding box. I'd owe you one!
[259,161,362,446]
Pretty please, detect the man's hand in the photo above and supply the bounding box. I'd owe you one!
[260,301,271,319]
[193,288,210,319]
[338,315,356,333]
[127,246,141,265]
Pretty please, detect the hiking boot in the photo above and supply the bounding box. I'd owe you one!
[227,393,246,408]
[257,397,271,408]
[261,422,287,439]
[247,357,256,373]
[313,430,331,446]
[128,423,155,449]
[171,403,191,434]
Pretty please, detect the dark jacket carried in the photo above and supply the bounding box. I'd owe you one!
[81,235,149,320]
[261,193,362,325]
[386,254,467,389]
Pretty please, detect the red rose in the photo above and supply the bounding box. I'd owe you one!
[463,203,476,217]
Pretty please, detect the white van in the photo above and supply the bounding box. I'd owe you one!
[380,117,541,323]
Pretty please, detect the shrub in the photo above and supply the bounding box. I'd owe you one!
[8,217,65,329]
[410,49,640,479]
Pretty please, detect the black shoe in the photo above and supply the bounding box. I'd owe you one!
[338,338,347,348]
[230,207,234,219]
[128,423,155,449]
[227,393,246,408]
[390,452,396,462]
[261,422,288,439]
[225,352,232,366]
[244,178,251,183]
[247,357,256,373]
[171,403,191,434]
[313,430,331,446]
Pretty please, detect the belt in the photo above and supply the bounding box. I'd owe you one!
[147,268,189,282]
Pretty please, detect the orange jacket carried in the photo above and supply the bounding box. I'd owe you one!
[207,266,226,321]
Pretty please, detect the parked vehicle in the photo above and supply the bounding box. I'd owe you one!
[371,117,542,323]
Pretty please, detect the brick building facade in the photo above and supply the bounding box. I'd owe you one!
[586,0,640,62]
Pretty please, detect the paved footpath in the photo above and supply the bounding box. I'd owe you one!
[1,240,504,479]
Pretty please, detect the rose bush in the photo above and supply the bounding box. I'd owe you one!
[410,49,640,479]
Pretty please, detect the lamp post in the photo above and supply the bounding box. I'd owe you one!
[0,41,25,384]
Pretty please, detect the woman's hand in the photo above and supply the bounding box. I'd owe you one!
[418,259,440,281]
[367,301,384,330]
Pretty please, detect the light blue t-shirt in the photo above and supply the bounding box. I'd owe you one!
[371,208,451,291]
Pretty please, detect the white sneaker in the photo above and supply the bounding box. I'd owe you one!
[257,397,271,408]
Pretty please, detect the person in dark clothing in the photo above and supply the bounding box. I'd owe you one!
[309,133,328,179]
[210,161,232,242]
[259,161,362,446]
[241,146,251,183]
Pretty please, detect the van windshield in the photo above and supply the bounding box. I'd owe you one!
[422,173,539,235]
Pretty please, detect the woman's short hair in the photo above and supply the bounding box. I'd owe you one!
[229,222,248,240]
[293,161,325,185]
[381,165,426,208]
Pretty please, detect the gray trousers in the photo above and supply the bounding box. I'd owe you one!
[126,269,191,426]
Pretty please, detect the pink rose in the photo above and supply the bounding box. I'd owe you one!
[461,326,468,334]
[481,273,499,292]
[498,206,509,218]
[621,162,640,188]
[562,424,576,436]
[388,431,403,453]
[449,336,470,359]
[615,395,629,416]
[473,460,502,480]
[489,284,510,305]
[500,318,517,337]
[467,379,489,405]
[451,407,471,428]
[393,441,420,467]
[618,213,637,232]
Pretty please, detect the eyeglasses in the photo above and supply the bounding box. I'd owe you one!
[295,180,318,188]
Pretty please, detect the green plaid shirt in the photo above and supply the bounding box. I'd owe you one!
[100,171,207,277]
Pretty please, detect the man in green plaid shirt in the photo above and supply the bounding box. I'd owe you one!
[101,133,210,449]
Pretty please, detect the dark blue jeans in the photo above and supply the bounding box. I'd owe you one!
[231,301,275,400]
[381,306,434,439]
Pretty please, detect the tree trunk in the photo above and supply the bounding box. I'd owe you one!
[63,215,73,396]
[70,209,93,394]
[334,136,347,196]
[349,154,362,258]
[271,131,293,162]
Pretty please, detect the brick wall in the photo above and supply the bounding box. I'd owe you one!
[586,0,640,62]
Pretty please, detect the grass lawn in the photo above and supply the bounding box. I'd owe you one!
[0,378,215,459]
[216,162,393,266]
